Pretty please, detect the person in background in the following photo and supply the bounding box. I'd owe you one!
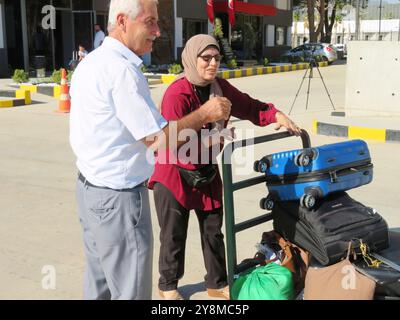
[94,24,106,49]
[78,44,88,62]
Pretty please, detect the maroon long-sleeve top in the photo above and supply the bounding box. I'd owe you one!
[148,76,279,211]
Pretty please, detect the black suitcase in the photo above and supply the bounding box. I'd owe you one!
[272,191,389,266]
[353,230,400,300]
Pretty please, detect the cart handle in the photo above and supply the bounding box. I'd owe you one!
[221,129,310,291]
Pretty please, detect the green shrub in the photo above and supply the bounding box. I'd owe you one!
[12,69,29,83]
[168,63,183,74]
[314,55,323,63]
[51,69,62,84]
[141,65,148,73]
[213,18,224,38]
[263,57,269,67]
[51,69,73,84]
[227,59,237,69]
[67,70,73,82]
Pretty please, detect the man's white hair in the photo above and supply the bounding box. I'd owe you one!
[108,0,158,33]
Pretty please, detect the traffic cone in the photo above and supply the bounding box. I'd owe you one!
[57,68,71,113]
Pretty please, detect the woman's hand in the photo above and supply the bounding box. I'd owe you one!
[274,112,302,136]
[200,97,232,123]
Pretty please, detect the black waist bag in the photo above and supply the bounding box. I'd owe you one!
[177,164,217,188]
[272,191,389,266]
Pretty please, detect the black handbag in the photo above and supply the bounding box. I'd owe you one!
[177,164,217,188]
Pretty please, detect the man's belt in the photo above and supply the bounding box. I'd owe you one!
[78,172,147,190]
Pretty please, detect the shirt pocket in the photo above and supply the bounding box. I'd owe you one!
[128,188,143,229]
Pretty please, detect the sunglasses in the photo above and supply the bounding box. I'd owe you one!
[198,54,222,63]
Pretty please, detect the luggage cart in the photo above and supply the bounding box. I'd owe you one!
[221,130,311,297]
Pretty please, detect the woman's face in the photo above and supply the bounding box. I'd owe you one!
[196,47,221,82]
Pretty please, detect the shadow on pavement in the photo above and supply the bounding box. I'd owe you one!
[179,282,206,299]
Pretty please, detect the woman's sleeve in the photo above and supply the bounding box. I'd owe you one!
[160,90,191,121]
[220,79,279,127]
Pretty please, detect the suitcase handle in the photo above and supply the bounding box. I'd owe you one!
[221,129,311,291]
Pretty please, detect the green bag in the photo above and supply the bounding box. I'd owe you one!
[231,263,294,300]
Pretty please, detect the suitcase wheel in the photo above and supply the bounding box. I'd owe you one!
[253,159,269,173]
[294,149,316,167]
[295,153,310,167]
[260,196,274,211]
[300,193,316,209]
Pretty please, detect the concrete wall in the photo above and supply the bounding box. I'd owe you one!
[345,41,400,116]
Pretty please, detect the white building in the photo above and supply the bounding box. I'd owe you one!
[292,19,400,48]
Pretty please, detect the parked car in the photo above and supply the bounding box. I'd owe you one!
[333,43,347,59]
[280,43,338,64]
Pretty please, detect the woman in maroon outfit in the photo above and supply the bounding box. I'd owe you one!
[148,34,301,300]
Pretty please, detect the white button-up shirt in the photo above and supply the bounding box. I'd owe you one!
[70,37,167,189]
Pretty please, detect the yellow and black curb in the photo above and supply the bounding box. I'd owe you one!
[313,120,400,143]
[161,62,329,84]
[12,84,62,99]
[0,89,32,108]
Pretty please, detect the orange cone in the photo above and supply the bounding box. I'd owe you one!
[57,68,71,113]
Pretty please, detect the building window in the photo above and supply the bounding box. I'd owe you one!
[275,26,285,46]
[365,34,369,40]
[182,19,207,45]
[72,0,93,11]
[266,25,275,47]
[275,0,290,10]
[52,0,71,9]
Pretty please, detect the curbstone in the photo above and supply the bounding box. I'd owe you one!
[17,84,62,98]
[0,89,32,108]
[159,62,330,84]
[313,120,400,143]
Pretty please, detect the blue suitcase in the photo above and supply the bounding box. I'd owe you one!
[254,139,373,210]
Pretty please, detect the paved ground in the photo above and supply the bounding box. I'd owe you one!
[0,63,399,300]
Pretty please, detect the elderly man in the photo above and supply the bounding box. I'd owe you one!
[70,0,231,300]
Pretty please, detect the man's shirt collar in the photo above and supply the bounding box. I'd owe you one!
[103,36,143,67]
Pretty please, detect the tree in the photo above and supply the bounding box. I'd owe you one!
[307,0,317,42]
[294,0,352,43]
[292,11,301,46]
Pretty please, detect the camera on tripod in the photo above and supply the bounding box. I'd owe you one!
[288,44,336,115]
[302,46,318,67]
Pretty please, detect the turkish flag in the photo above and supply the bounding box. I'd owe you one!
[206,0,214,24]
[228,0,235,26]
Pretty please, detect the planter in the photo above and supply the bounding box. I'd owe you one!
[161,74,178,84]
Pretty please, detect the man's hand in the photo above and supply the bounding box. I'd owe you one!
[200,97,232,123]
[274,111,302,136]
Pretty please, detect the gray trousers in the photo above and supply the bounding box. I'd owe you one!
[76,177,153,300]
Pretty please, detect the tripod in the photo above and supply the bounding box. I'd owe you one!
[288,56,335,115]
